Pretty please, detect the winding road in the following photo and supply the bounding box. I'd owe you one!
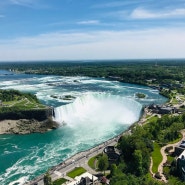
[152,129,185,183]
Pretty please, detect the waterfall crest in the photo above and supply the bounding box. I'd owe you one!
[54,93,142,127]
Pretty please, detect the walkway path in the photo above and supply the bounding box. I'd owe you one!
[25,134,121,185]
[26,105,184,184]
[153,129,185,183]
[149,157,155,178]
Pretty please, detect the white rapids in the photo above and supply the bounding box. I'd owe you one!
[0,73,167,185]
[54,93,142,128]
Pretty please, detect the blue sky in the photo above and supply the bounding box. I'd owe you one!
[0,0,185,61]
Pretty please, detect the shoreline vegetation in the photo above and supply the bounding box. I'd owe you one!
[27,131,122,185]
[1,61,185,184]
[135,92,146,99]
[28,103,174,185]
[0,89,58,134]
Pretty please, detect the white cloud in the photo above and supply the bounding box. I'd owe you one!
[77,20,100,25]
[130,8,185,19]
[4,31,102,48]
[92,0,146,9]
[8,0,45,8]
[0,28,185,61]
[10,0,34,6]
[93,1,129,8]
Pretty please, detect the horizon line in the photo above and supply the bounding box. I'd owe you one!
[1,58,185,63]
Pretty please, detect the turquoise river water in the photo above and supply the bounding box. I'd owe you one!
[0,70,167,184]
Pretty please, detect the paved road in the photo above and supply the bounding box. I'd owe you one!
[157,129,185,183]
[149,157,155,178]
[25,135,121,185]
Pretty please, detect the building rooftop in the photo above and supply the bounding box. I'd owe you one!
[178,150,185,160]
[67,172,98,185]
[179,141,185,149]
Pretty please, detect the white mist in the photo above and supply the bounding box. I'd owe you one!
[54,93,142,128]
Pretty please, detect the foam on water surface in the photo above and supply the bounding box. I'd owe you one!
[0,71,167,184]
[54,93,142,127]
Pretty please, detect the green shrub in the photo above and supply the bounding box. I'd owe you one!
[67,167,86,178]
[53,178,67,185]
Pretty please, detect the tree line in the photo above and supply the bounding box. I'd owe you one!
[95,113,185,184]
[1,60,185,94]
[0,89,39,103]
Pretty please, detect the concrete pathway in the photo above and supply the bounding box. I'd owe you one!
[149,157,155,178]
[25,135,120,185]
[151,129,185,183]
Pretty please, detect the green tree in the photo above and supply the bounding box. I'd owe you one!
[133,150,143,176]
[44,172,53,185]
[110,164,117,177]
[98,154,109,175]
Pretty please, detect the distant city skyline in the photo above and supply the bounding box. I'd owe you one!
[0,0,185,61]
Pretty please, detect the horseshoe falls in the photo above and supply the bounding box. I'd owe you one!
[0,73,167,184]
[54,93,142,128]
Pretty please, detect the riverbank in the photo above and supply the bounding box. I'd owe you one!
[25,100,169,185]
[25,132,122,185]
[25,108,149,184]
[0,118,58,134]
[0,72,167,184]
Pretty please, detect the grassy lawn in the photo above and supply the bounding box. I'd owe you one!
[145,114,152,119]
[88,154,101,170]
[145,173,158,183]
[163,166,170,175]
[88,156,97,169]
[168,133,182,144]
[3,101,14,105]
[148,115,158,123]
[171,97,178,105]
[167,155,174,164]
[3,98,46,110]
[151,142,162,174]
[53,178,67,185]
[67,167,86,178]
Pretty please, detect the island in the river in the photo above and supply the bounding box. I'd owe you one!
[135,92,146,99]
[1,61,185,185]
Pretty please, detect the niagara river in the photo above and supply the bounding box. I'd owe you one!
[0,70,167,184]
